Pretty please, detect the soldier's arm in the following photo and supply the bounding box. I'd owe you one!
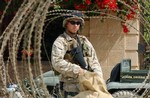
[83,37,103,78]
[51,37,82,77]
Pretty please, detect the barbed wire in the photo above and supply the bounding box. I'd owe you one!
[0,0,149,98]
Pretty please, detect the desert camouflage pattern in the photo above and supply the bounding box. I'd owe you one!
[51,32,103,92]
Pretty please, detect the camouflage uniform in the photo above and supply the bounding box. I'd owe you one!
[51,32,103,93]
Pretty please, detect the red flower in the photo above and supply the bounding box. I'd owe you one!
[74,3,87,10]
[95,0,101,8]
[122,24,129,33]
[21,48,33,56]
[101,0,118,10]
[85,0,91,5]
[127,7,136,20]
[109,1,118,10]
[130,5,137,14]
[95,0,102,9]
[127,13,134,20]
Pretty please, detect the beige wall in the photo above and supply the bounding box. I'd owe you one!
[82,18,140,80]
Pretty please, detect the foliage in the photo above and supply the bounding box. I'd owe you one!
[140,0,150,69]
[50,0,140,33]
[0,0,140,33]
[141,1,150,44]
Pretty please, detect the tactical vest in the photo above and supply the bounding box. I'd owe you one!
[61,34,92,71]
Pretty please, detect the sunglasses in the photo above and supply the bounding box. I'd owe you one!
[69,21,81,25]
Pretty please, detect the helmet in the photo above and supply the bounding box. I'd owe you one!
[62,11,85,29]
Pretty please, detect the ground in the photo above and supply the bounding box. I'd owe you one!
[0,61,51,96]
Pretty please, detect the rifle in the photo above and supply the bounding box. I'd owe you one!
[70,36,88,70]
[71,46,88,70]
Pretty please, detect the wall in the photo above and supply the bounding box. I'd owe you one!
[82,18,140,80]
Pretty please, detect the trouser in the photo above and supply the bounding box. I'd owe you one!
[60,81,78,98]
[64,91,78,98]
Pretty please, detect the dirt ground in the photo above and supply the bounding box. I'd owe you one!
[0,61,51,96]
[7,61,51,81]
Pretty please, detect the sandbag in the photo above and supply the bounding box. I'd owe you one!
[72,71,113,98]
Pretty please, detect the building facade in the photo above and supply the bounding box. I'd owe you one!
[82,18,140,80]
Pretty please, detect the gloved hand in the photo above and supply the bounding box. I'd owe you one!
[79,68,87,76]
